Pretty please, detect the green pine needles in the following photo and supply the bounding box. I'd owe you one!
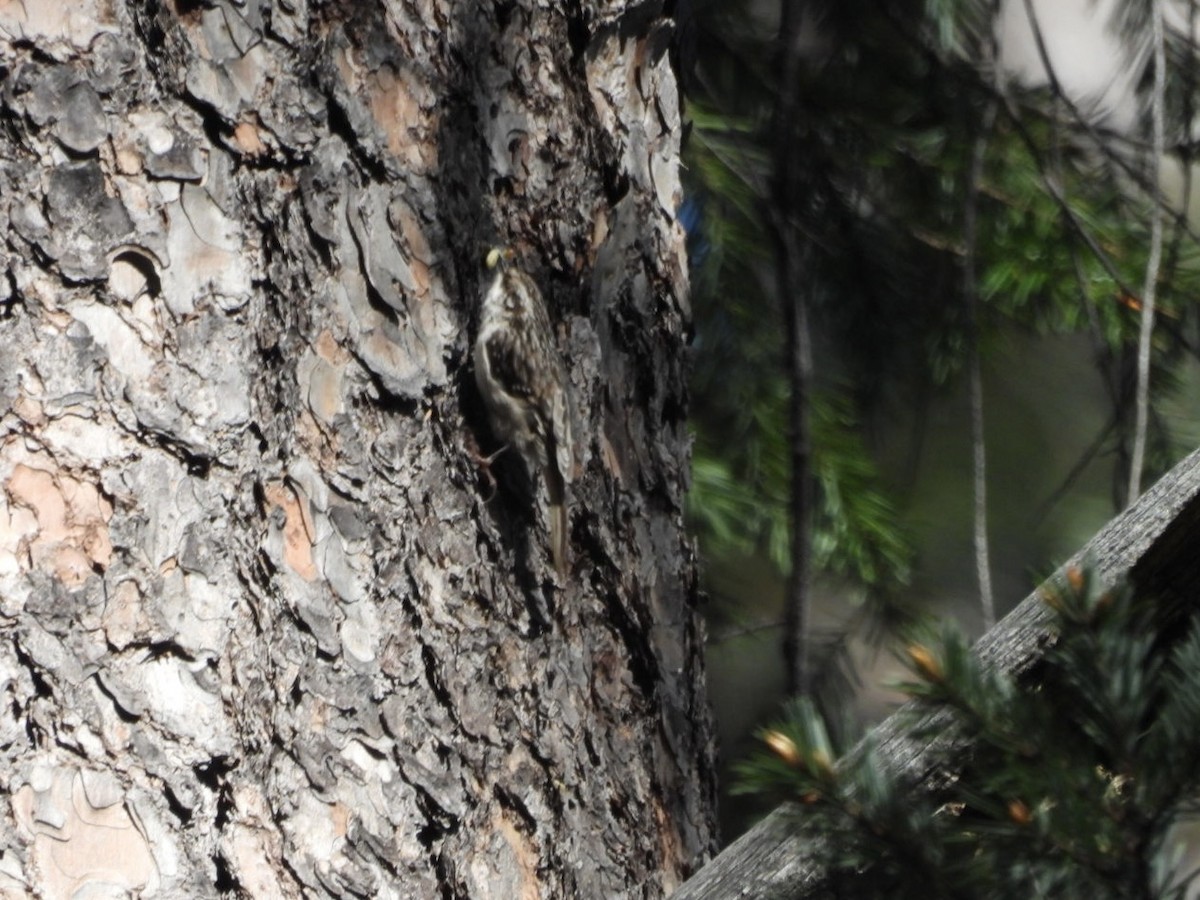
[736,566,1200,898]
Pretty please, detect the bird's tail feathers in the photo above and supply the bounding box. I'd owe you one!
[545,463,568,576]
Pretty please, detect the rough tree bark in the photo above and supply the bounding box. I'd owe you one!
[0,1,716,897]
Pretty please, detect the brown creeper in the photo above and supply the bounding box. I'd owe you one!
[474,250,573,574]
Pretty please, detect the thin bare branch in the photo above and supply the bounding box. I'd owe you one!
[1129,0,1167,502]
[965,92,999,629]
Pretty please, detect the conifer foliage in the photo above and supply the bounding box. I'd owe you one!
[736,566,1200,898]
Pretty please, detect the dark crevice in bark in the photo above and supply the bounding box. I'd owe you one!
[352,839,405,891]
[524,738,567,818]
[256,338,287,376]
[136,428,215,478]
[574,517,616,574]
[418,644,459,723]
[171,0,208,20]
[246,421,269,453]
[313,643,337,664]
[161,782,195,826]
[414,790,458,847]
[11,233,57,275]
[345,347,421,415]
[355,738,389,762]
[389,746,462,854]
[344,234,402,333]
[13,637,52,701]
[252,545,278,581]
[295,200,338,271]
[564,1,590,62]
[275,831,313,896]
[602,160,632,206]
[330,879,376,900]
[127,3,178,94]
[193,755,237,828]
[215,785,234,828]
[0,268,19,317]
[494,1,517,30]
[427,68,490,310]
[128,3,169,65]
[90,674,140,723]
[21,713,42,748]
[582,730,602,768]
[322,91,389,184]
[434,853,461,900]
[230,569,266,637]
[53,736,90,760]
[212,851,243,894]
[278,604,336,662]
[137,639,198,662]
[601,589,661,700]
[494,782,540,833]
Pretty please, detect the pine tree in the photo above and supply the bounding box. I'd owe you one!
[685,0,1200,703]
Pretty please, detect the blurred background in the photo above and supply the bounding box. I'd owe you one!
[678,0,1200,839]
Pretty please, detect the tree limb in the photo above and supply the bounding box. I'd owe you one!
[1129,0,1166,502]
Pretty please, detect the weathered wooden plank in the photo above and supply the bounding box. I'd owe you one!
[675,447,1200,899]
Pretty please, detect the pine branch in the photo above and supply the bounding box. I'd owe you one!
[676,447,1200,899]
[1017,0,1200,248]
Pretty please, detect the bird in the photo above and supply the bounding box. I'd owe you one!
[473,249,573,575]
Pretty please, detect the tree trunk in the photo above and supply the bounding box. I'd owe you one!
[773,0,815,698]
[0,2,716,897]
